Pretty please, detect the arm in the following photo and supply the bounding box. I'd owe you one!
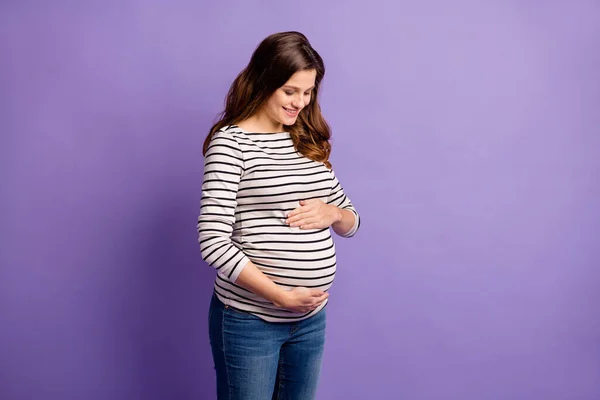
[234,260,289,307]
[327,169,361,237]
[331,208,358,237]
[197,131,250,281]
[235,261,328,312]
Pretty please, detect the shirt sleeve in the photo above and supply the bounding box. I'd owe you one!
[197,130,250,282]
[327,168,361,237]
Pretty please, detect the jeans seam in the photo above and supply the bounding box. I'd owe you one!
[221,306,232,400]
[276,350,285,400]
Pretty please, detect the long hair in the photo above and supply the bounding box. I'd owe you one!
[203,31,332,168]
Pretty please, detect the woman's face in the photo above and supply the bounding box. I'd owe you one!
[262,69,317,129]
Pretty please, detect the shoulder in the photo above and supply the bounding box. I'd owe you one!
[211,125,245,146]
[216,125,245,138]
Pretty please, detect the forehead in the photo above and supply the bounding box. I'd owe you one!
[283,69,317,89]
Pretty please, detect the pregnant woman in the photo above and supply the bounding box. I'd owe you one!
[197,31,361,400]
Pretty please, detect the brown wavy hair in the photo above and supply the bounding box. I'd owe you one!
[203,31,332,168]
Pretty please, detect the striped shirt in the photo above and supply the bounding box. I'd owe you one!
[197,125,360,322]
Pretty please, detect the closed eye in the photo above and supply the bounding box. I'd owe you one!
[283,87,314,96]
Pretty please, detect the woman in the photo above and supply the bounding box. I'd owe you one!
[197,31,360,399]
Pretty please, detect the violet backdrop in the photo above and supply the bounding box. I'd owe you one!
[1,1,599,399]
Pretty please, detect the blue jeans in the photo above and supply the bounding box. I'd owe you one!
[208,293,326,400]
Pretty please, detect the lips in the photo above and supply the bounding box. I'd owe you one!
[283,107,299,117]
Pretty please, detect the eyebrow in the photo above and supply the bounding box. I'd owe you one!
[283,85,316,91]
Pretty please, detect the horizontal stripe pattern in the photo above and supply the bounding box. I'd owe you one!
[198,125,360,322]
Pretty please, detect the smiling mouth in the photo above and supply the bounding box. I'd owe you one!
[283,107,299,116]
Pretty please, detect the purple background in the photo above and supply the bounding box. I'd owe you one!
[1,1,599,399]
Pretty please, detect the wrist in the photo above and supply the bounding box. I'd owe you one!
[333,206,343,223]
[272,288,289,308]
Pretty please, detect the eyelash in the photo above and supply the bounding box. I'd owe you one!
[285,91,311,96]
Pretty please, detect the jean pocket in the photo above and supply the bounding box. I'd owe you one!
[223,305,260,320]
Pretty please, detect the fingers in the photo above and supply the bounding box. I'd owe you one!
[316,292,329,303]
[288,218,318,228]
[287,199,320,218]
[286,212,318,227]
[299,199,320,206]
[299,291,328,311]
[309,294,328,311]
[286,205,309,216]
[285,215,309,226]
[310,292,329,307]
[287,288,328,313]
[299,299,327,313]
[299,223,319,230]
[286,207,312,221]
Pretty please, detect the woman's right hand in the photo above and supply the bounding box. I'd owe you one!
[276,287,329,313]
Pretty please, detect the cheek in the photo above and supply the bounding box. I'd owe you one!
[267,95,286,111]
[276,93,290,108]
[272,101,285,116]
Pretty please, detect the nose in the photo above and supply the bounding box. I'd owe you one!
[291,94,305,110]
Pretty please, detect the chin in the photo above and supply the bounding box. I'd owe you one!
[282,114,298,124]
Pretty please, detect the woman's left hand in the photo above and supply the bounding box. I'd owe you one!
[285,199,341,230]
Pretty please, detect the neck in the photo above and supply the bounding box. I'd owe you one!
[237,111,283,133]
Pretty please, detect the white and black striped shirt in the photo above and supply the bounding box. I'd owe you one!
[197,125,360,322]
